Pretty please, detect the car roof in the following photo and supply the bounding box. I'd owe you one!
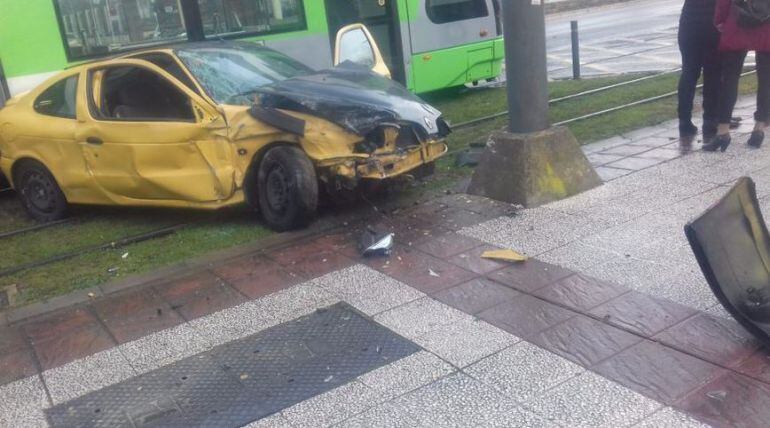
[66,40,269,70]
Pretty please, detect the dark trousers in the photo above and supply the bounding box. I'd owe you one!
[718,51,770,124]
[677,30,721,124]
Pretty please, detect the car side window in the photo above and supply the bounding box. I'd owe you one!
[92,66,195,122]
[426,0,489,24]
[34,75,78,119]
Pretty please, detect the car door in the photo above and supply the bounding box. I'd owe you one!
[334,24,392,78]
[76,59,235,204]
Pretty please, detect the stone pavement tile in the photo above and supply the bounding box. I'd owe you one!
[634,147,682,161]
[21,306,98,344]
[654,313,759,368]
[155,273,246,321]
[118,323,209,372]
[0,347,38,386]
[466,341,584,402]
[436,208,491,231]
[593,340,725,405]
[212,255,304,298]
[590,290,698,337]
[242,412,294,428]
[623,125,669,141]
[291,251,355,280]
[448,244,511,275]
[281,380,380,427]
[413,318,519,368]
[311,229,362,259]
[533,273,629,312]
[310,264,388,296]
[629,136,676,149]
[0,377,50,427]
[602,144,653,157]
[532,315,642,367]
[334,402,420,428]
[487,258,574,293]
[248,284,338,328]
[478,295,576,340]
[528,371,661,428]
[538,240,624,272]
[0,326,27,355]
[373,297,474,339]
[343,277,425,317]
[391,373,535,427]
[32,322,116,371]
[366,246,476,295]
[433,278,520,315]
[416,232,484,259]
[583,136,631,154]
[595,165,633,181]
[357,351,455,401]
[733,347,770,383]
[587,152,626,166]
[633,407,709,428]
[459,216,575,256]
[94,287,184,343]
[188,301,273,347]
[43,347,136,404]
[641,272,720,311]
[676,372,770,428]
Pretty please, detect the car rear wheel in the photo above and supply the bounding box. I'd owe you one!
[14,161,68,223]
[257,146,318,231]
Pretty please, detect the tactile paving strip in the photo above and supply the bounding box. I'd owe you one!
[45,303,419,427]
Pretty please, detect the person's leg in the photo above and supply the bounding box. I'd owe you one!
[701,32,721,139]
[705,50,747,151]
[678,31,702,137]
[755,52,770,128]
[717,51,747,132]
[748,52,770,147]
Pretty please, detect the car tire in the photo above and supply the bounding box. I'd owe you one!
[257,145,318,231]
[14,160,68,223]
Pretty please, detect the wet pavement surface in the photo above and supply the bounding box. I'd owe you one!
[3,96,770,427]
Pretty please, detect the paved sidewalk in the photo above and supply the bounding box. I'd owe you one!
[2,96,770,427]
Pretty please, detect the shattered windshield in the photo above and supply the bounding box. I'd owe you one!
[176,44,312,105]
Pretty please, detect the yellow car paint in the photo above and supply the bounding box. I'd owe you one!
[0,50,446,212]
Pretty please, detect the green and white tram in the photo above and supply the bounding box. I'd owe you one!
[0,0,504,103]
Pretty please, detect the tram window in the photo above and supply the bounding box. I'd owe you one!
[34,76,78,119]
[197,0,306,37]
[426,0,489,24]
[54,0,188,59]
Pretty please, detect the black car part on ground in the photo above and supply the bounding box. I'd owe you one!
[255,64,451,140]
[685,177,770,347]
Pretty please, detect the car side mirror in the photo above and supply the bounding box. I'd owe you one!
[334,24,391,79]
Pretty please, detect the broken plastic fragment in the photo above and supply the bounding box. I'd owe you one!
[360,228,394,257]
[429,269,440,278]
[481,249,529,263]
[121,252,129,259]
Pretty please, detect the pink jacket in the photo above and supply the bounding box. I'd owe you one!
[715,0,770,51]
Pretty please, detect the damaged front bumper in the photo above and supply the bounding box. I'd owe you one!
[321,140,448,180]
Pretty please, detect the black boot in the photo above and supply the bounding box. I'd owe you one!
[679,121,698,139]
[748,130,765,148]
[703,134,732,152]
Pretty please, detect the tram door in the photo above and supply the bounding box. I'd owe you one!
[324,0,406,84]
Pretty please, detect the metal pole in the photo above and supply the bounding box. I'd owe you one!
[502,0,550,133]
[571,20,580,80]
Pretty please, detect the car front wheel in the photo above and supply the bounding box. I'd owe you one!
[257,146,318,231]
[14,161,68,223]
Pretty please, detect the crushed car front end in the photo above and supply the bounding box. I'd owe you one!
[249,64,450,186]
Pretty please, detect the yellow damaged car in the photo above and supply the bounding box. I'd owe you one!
[0,36,448,231]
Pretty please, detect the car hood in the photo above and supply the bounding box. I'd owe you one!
[254,64,450,139]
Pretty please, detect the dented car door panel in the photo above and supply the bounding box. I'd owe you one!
[76,59,237,205]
